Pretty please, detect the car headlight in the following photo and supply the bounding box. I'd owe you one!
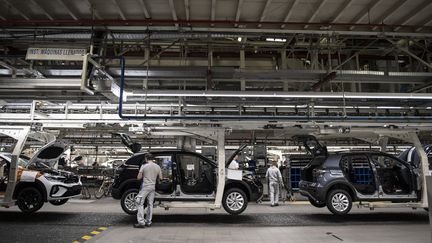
[44,174,66,182]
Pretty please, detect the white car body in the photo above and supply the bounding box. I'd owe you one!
[0,140,82,212]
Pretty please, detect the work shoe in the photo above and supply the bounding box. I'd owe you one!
[133,224,146,228]
[270,204,275,207]
[275,203,279,206]
[145,223,152,227]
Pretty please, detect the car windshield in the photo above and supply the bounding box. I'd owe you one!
[27,160,53,169]
[2,154,30,167]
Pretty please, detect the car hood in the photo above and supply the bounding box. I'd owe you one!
[292,135,327,157]
[225,144,248,167]
[26,140,69,169]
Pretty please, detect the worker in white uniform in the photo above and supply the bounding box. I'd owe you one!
[266,159,283,207]
[228,154,240,170]
[134,153,162,228]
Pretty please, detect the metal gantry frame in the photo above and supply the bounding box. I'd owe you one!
[147,128,227,210]
[0,126,31,207]
[0,126,58,207]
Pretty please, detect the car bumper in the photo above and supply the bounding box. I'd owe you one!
[298,180,326,203]
[48,183,82,200]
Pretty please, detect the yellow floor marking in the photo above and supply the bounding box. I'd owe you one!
[72,241,80,243]
[91,231,101,235]
[98,227,108,231]
[81,235,92,240]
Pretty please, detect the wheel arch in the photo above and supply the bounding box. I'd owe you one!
[13,181,48,202]
[224,180,251,201]
[325,181,357,201]
[119,178,141,197]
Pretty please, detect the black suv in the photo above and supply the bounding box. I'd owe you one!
[111,146,263,215]
[297,135,422,215]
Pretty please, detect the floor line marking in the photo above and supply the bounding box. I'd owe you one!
[81,235,92,240]
[71,227,108,243]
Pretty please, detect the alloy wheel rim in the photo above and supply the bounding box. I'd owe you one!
[125,192,138,211]
[19,191,40,210]
[226,192,244,211]
[331,193,349,212]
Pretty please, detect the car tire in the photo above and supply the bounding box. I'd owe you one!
[49,199,69,206]
[222,188,248,215]
[326,189,352,215]
[308,198,326,208]
[16,187,44,213]
[121,188,140,215]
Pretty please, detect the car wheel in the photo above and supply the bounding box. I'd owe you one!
[49,199,69,206]
[121,188,139,215]
[222,188,248,215]
[16,187,44,213]
[308,198,326,208]
[326,189,352,215]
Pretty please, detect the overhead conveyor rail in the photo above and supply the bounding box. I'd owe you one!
[1,99,432,127]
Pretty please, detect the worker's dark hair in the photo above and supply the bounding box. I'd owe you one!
[145,153,155,161]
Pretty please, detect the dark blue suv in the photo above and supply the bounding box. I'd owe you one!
[297,136,422,215]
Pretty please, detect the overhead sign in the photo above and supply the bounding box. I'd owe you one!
[26,47,86,61]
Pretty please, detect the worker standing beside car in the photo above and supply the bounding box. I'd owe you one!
[266,159,283,207]
[228,154,240,170]
[134,153,162,228]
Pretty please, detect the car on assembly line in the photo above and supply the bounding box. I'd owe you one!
[0,140,82,213]
[398,145,432,172]
[297,135,423,215]
[111,145,263,215]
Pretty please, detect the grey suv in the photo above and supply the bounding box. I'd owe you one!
[297,136,422,215]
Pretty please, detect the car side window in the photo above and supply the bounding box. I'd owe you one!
[154,155,173,182]
[125,154,145,166]
[370,155,400,169]
[341,155,372,184]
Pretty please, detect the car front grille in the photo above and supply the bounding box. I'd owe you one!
[63,185,82,197]
[64,175,79,183]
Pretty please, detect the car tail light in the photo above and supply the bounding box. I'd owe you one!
[312,168,325,180]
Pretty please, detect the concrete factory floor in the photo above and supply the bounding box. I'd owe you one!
[0,197,429,243]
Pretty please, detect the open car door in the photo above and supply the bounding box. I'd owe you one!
[114,133,142,153]
[292,135,328,157]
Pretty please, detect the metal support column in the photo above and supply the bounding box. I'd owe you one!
[240,49,246,91]
[0,126,31,206]
[410,132,429,208]
[214,129,225,208]
[280,49,287,70]
[426,176,432,241]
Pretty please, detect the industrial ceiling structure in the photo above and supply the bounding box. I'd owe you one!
[0,0,432,149]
